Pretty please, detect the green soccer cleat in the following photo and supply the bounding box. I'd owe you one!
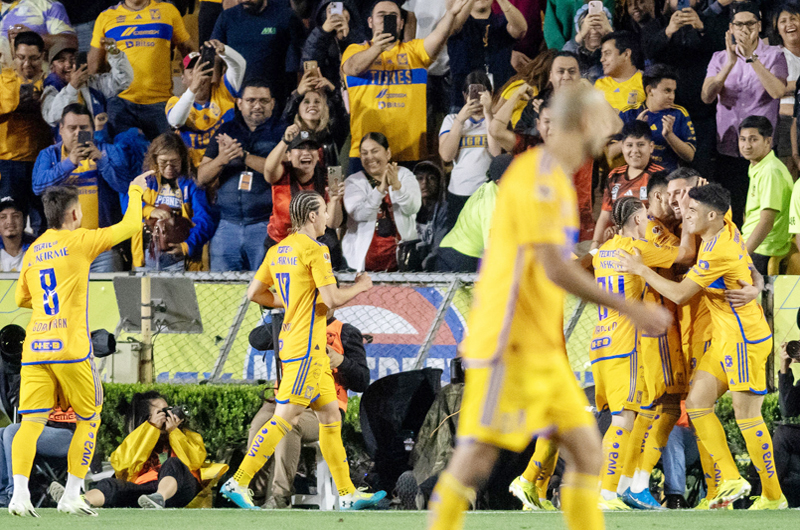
[709,477,751,509]
[748,495,788,510]
[598,496,633,511]
[57,495,98,516]
[509,476,542,510]
[539,498,557,511]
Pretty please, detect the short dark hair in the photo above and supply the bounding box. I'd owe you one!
[731,1,761,22]
[61,103,93,127]
[666,167,701,185]
[42,186,80,230]
[688,183,731,214]
[601,31,643,70]
[647,171,669,198]
[738,115,773,137]
[462,70,493,95]
[553,50,581,68]
[370,0,400,16]
[360,131,390,150]
[621,120,652,141]
[239,79,273,97]
[13,31,45,52]
[643,64,678,92]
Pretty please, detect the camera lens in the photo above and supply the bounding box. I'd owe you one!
[787,341,800,361]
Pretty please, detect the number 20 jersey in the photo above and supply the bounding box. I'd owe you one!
[16,228,117,364]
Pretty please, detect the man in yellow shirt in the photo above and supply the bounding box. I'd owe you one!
[9,170,150,518]
[88,0,194,140]
[427,85,671,530]
[342,0,472,171]
[595,30,645,112]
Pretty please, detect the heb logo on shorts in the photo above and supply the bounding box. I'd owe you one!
[31,340,63,352]
[590,337,611,350]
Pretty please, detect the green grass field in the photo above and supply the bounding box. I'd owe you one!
[1,509,796,530]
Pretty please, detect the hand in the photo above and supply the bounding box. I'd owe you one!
[100,37,120,55]
[190,61,214,92]
[456,98,481,123]
[327,182,345,200]
[603,226,616,241]
[724,279,758,308]
[384,162,401,191]
[682,8,703,31]
[323,12,347,33]
[737,27,758,58]
[297,70,318,95]
[725,30,737,65]
[531,98,543,114]
[283,124,301,144]
[355,271,373,291]
[94,112,108,131]
[86,142,103,161]
[313,76,336,92]
[326,345,344,368]
[661,114,676,138]
[69,64,90,90]
[627,301,673,336]
[149,208,171,220]
[372,32,395,52]
[780,342,793,371]
[479,91,492,117]
[131,170,155,190]
[616,247,646,276]
[448,0,471,17]
[167,243,186,257]
[164,410,183,433]
[677,187,692,216]
[149,407,167,429]
[636,108,650,122]
[512,82,533,102]
[8,24,32,44]
[207,39,226,55]
[218,134,244,163]
[511,50,532,72]
[665,10,685,38]
[68,146,89,165]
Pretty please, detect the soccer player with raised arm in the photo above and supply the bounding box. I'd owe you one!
[618,183,787,510]
[220,191,386,510]
[426,85,672,530]
[11,171,152,517]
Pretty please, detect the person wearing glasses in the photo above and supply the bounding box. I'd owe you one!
[701,1,787,226]
[197,79,286,271]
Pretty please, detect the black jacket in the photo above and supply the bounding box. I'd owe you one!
[302,0,365,88]
[333,319,370,393]
[780,369,800,419]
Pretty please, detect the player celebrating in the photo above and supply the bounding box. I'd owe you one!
[427,84,672,530]
[618,183,787,510]
[11,171,151,517]
[220,191,386,510]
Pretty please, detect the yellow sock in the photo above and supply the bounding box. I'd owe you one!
[562,472,604,530]
[736,417,782,500]
[617,411,653,494]
[695,431,720,499]
[428,471,475,530]
[522,438,556,483]
[639,403,680,475]
[687,407,739,480]
[600,425,630,493]
[236,415,292,486]
[67,419,101,479]
[536,445,558,498]
[11,415,46,478]
[319,421,356,496]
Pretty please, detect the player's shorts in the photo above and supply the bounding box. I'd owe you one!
[276,353,337,408]
[639,325,688,402]
[680,295,711,382]
[697,336,772,394]
[458,351,595,453]
[19,359,102,420]
[592,352,636,415]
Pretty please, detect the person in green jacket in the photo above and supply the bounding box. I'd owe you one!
[544,0,617,49]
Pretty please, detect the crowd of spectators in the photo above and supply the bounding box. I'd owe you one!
[4,0,800,278]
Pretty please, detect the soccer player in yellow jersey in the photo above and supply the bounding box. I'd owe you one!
[590,196,695,511]
[427,85,672,530]
[10,170,151,517]
[619,183,787,510]
[220,191,386,510]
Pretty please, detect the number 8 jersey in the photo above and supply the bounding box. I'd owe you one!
[590,235,679,363]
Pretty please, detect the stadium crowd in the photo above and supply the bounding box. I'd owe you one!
[2,0,800,517]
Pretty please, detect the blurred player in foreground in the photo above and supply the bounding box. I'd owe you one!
[426,84,672,530]
[11,171,151,517]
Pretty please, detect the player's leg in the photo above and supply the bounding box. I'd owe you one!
[600,410,634,502]
[617,409,655,502]
[510,438,557,510]
[693,429,721,508]
[630,395,682,498]
[554,424,604,530]
[534,443,559,509]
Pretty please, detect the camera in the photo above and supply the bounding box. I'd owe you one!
[161,405,190,421]
[787,341,800,362]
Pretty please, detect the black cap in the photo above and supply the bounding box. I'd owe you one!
[488,154,514,183]
[288,130,321,150]
[0,196,22,214]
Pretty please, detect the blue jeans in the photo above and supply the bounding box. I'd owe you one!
[0,424,74,501]
[210,220,268,271]
[107,97,170,141]
[662,424,700,496]
[90,249,121,273]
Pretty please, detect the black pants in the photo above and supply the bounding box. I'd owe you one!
[714,154,750,228]
[691,116,717,182]
[94,457,201,508]
[198,1,223,46]
[774,423,800,507]
[444,191,471,234]
[436,245,479,272]
[751,252,771,276]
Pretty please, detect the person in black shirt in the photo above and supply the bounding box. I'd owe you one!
[775,341,800,507]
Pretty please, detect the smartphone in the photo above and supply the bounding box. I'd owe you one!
[304,60,319,77]
[78,130,92,146]
[199,44,216,74]
[330,2,343,15]
[327,166,343,190]
[676,0,691,9]
[468,84,484,101]
[588,0,603,15]
[76,51,88,69]
[383,13,398,41]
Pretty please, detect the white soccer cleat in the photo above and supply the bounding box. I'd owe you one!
[57,495,98,516]
[8,498,40,517]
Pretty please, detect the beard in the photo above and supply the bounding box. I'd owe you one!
[242,0,264,13]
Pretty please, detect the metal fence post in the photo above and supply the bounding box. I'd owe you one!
[563,300,587,342]
[209,293,251,381]
[413,278,461,370]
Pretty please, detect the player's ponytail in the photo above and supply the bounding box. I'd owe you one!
[612,197,644,234]
[289,190,324,233]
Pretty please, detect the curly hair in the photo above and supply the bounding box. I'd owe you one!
[142,132,192,179]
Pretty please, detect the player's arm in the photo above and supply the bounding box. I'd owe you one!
[536,243,671,335]
[744,208,778,255]
[423,0,473,58]
[318,273,372,309]
[672,192,697,266]
[725,266,764,308]
[15,265,32,309]
[618,248,702,304]
[246,279,283,308]
[107,171,153,246]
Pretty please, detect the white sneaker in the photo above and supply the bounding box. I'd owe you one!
[57,495,98,516]
[339,488,387,510]
[8,498,40,517]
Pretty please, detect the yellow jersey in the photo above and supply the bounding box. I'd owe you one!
[0,69,51,162]
[166,82,237,167]
[253,232,337,362]
[58,145,100,229]
[343,39,432,161]
[15,186,144,364]
[594,71,645,112]
[91,0,190,105]
[686,223,771,344]
[591,235,679,362]
[463,147,578,364]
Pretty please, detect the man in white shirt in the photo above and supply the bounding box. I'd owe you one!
[0,197,34,272]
